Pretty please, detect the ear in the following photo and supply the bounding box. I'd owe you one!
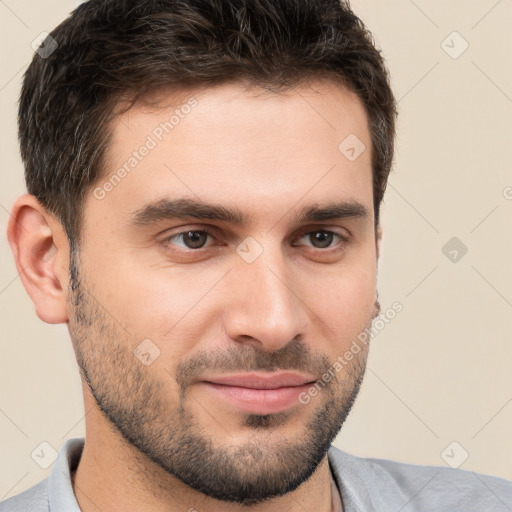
[372,223,383,320]
[7,194,70,324]
[375,222,383,260]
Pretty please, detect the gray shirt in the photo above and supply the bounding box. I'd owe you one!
[1,437,511,511]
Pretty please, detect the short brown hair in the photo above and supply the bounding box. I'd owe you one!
[18,0,397,243]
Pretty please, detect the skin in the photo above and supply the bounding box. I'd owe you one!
[8,79,382,512]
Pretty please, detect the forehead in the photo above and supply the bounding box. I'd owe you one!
[90,79,373,228]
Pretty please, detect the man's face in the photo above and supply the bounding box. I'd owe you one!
[68,80,378,504]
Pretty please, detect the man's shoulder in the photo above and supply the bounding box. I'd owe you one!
[328,445,512,511]
[0,437,83,512]
[0,478,49,512]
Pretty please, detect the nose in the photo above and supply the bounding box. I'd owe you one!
[221,244,310,352]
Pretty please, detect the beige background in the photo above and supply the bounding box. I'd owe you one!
[1,0,511,499]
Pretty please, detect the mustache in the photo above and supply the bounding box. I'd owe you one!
[175,340,332,391]
[174,296,380,391]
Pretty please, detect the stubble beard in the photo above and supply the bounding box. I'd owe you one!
[67,251,373,505]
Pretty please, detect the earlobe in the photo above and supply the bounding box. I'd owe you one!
[7,194,70,324]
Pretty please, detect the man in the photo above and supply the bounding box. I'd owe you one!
[2,0,511,510]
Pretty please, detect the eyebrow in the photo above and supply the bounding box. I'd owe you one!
[130,197,369,227]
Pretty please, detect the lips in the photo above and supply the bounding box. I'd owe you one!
[203,371,316,389]
[197,372,317,414]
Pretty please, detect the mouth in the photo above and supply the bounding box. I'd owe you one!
[198,372,317,415]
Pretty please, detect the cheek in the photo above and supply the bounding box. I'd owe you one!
[342,263,376,303]
[301,265,377,359]
[302,247,377,322]
[322,273,375,326]
[98,267,220,362]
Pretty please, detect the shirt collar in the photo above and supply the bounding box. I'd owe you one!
[327,446,376,512]
[48,438,83,512]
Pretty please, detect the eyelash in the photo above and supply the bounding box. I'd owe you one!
[162,227,349,253]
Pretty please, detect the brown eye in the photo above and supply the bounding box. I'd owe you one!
[308,231,335,248]
[165,230,213,249]
[294,230,346,250]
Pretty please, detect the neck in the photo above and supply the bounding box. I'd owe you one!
[73,399,337,512]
